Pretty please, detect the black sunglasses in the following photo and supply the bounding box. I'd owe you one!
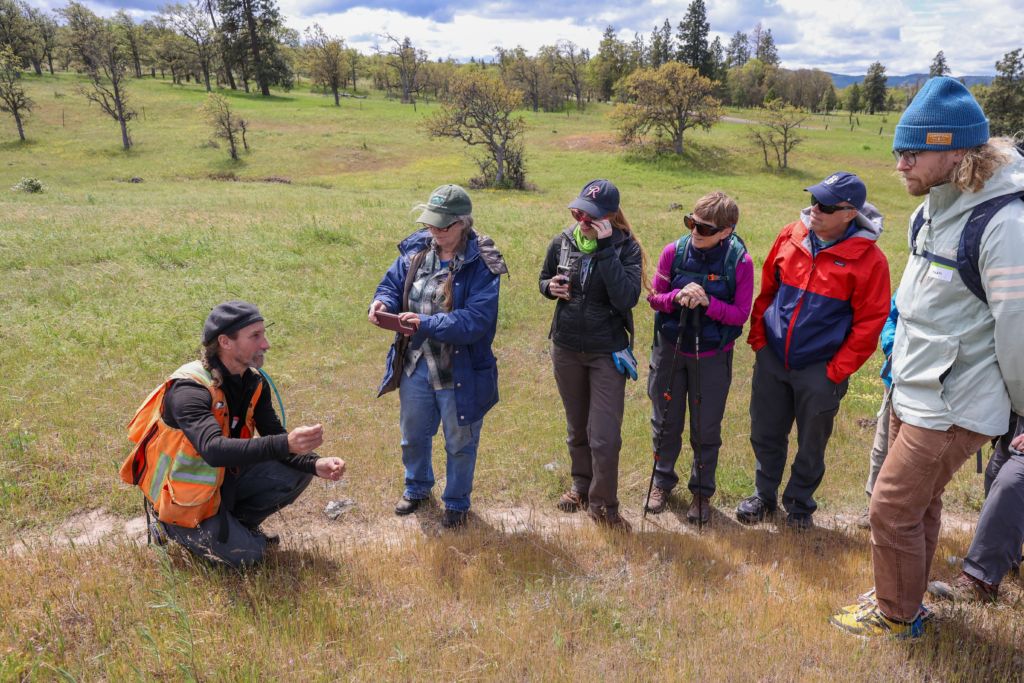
[811,197,856,215]
[684,214,729,237]
[892,149,924,167]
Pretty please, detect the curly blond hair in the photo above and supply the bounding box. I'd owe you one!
[951,137,1015,193]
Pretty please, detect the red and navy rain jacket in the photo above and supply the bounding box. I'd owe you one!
[747,204,891,384]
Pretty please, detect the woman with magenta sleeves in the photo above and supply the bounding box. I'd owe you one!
[644,190,754,524]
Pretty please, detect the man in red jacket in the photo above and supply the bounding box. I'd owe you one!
[736,172,891,529]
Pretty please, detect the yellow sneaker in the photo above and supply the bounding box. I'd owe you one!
[830,603,923,639]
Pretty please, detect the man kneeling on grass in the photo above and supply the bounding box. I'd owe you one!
[120,301,345,568]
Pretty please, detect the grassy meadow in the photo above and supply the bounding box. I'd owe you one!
[0,72,1022,681]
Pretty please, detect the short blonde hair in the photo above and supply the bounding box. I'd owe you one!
[693,191,739,229]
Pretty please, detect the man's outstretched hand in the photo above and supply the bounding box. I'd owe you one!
[288,424,324,455]
[315,457,345,481]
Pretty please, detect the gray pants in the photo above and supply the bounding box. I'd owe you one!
[864,388,892,497]
[749,347,848,515]
[648,334,733,496]
[963,414,1024,586]
[551,342,627,512]
[162,460,314,568]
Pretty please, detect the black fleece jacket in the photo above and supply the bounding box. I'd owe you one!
[538,227,643,354]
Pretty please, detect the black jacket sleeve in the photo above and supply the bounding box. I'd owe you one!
[593,234,642,314]
[163,379,315,472]
[538,234,563,300]
[250,380,319,474]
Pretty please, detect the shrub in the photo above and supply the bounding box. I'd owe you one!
[11,177,46,193]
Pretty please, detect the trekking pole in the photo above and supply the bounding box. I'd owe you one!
[693,306,705,532]
[644,306,689,519]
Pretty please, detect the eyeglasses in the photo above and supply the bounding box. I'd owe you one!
[684,214,729,237]
[811,197,856,215]
[426,221,457,232]
[570,208,596,227]
[892,149,924,167]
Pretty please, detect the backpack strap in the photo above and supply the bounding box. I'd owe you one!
[958,191,1024,304]
[910,206,958,269]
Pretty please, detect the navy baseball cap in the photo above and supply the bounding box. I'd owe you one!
[804,172,866,211]
[568,179,620,217]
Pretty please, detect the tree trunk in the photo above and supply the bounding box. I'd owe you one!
[226,64,237,90]
[674,134,683,154]
[494,147,505,185]
[203,65,211,92]
[333,87,339,106]
[228,133,237,159]
[134,57,141,78]
[242,0,269,96]
[31,59,42,75]
[14,110,24,140]
[47,56,54,74]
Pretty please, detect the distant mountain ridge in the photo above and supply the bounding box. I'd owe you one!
[828,73,995,88]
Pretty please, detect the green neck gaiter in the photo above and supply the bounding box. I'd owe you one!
[573,225,598,253]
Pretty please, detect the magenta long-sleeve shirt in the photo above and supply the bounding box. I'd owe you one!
[647,241,755,356]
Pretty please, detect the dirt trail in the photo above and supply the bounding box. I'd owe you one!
[3,502,981,556]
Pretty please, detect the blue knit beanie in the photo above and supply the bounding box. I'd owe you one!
[893,77,988,151]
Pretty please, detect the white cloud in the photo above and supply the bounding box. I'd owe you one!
[47,0,1020,75]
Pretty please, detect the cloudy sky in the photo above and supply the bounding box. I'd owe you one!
[58,0,1024,75]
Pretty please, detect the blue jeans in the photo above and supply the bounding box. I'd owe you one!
[399,357,483,512]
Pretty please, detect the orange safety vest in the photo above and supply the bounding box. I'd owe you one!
[119,361,262,528]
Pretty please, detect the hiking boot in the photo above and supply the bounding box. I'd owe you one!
[927,571,999,603]
[557,489,588,513]
[735,495,775,524]
[440,509,467,530]
[854,508,871,530]
[588,505,632,532]
[830,603,923,639]
[786,512,814,531]
[645,486,670,514]
[395,496,425,516]
[241,522,280,546]
[687,493,711,525]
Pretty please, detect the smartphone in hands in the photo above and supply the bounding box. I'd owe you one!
[555,264,572,300]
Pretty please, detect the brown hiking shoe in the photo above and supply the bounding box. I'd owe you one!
[927,571,998,603]
[557,489,588,512]
[687,494,711,525]
[645,486,670,514]
[588,505,632,532]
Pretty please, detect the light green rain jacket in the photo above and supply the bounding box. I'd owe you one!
[892,149,1024,437]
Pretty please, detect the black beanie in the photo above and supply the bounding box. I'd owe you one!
[202,301,264,344]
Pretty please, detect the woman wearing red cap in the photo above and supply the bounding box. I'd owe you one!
[538,179,649,531]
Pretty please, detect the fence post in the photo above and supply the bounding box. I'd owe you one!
[879,126,883,135]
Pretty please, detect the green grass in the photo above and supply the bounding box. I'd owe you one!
[0,73,1019,681]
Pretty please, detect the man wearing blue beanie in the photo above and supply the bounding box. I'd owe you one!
[833,77,1024,638]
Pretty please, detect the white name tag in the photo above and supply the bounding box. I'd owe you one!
[927,263,954,282]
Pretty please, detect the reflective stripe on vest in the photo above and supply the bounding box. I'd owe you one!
[119,361,262,528]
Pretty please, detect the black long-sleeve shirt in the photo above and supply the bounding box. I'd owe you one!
[161,358,318,474]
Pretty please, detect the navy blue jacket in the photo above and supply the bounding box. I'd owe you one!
[374,228,508,425]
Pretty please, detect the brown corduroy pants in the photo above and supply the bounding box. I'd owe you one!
[869,407,993,621]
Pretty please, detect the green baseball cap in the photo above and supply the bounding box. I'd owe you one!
[416,184,472,228]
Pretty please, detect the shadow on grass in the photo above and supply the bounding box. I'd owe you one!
[0,138,38,152]
[621,139,744,176]
[912,614,1024,681]
[747,164,820,183]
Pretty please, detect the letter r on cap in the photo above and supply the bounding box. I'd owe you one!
[585,185,600,198]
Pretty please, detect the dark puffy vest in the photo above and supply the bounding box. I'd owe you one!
[655,235,746,354]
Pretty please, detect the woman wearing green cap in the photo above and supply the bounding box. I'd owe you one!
[539,179,649,531]
[369,184,508,529]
